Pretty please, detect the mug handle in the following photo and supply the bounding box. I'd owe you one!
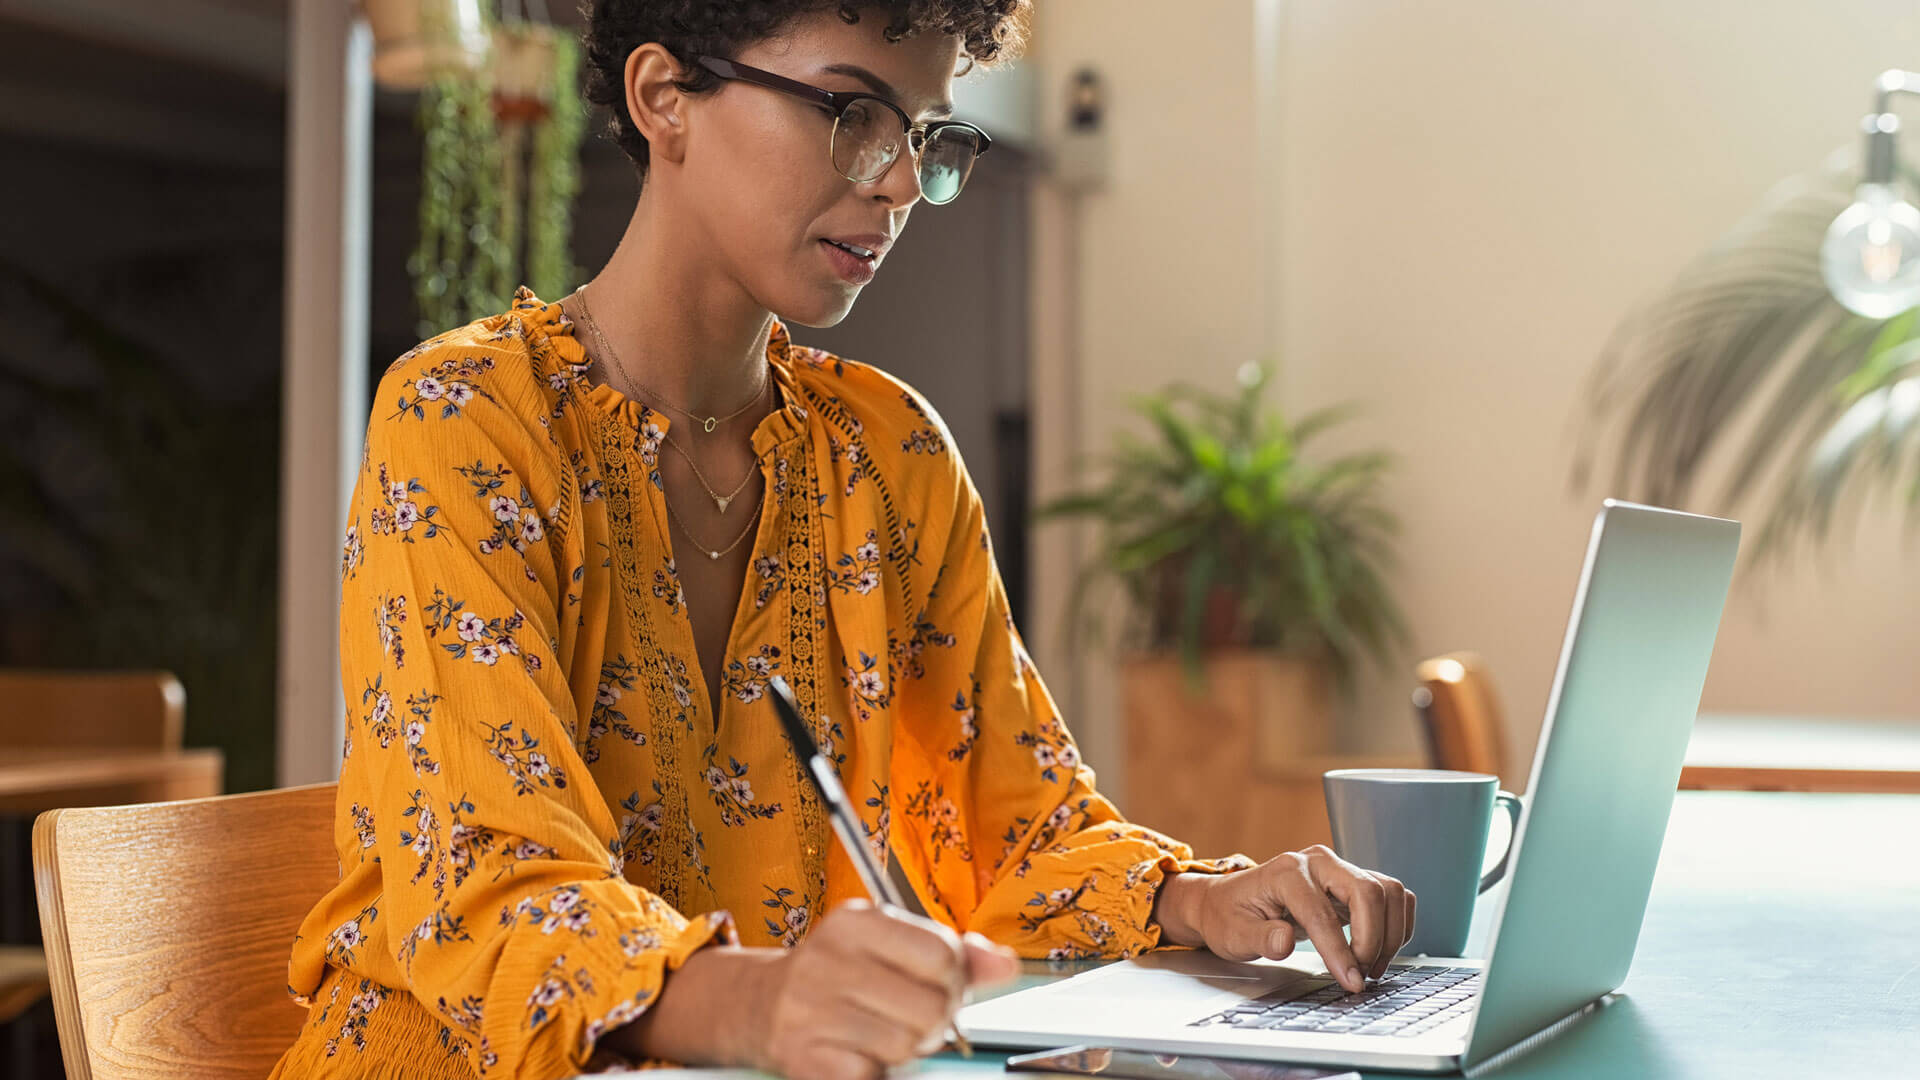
[1477,791,1523,893]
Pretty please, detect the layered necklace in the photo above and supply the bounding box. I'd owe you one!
[575,283,769,561]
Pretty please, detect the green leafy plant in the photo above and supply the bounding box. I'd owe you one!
[525,30,586,302]
[410,68,512,339]
[1576,151,1920,566]
[408,14,586,339]
[1040,363,1407,690]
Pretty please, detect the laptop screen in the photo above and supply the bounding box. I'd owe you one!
[1463,501,1739,1069]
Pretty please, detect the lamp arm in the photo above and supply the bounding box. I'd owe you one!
[1820,70,1920,319]
[1873,69,1920,115]
[1849,71,1920,186]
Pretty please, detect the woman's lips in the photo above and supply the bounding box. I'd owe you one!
[820,238,877,285]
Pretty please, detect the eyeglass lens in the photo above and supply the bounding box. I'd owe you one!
[830,99,982,204]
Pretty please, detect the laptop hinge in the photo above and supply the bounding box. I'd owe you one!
[1461,994,1615,1078]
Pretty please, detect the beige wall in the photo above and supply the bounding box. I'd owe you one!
[1027,0,1270,802]
[1029,0,1920,811]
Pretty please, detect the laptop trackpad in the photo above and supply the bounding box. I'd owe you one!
[1041,952,1318,1013]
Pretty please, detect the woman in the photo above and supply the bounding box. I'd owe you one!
[271,3,1416,1078]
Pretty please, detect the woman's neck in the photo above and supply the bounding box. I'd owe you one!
[581,192,775,419]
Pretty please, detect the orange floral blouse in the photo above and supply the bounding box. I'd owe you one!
[269,288,1254,1080]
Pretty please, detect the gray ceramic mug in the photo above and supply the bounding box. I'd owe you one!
[1322,768,1522,958]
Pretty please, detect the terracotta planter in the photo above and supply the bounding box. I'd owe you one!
[1122,649,1337,857]
[1126,649,1335,763]
[491,23,559,123]
[362,0,490,89]
[1144,568,1250,650]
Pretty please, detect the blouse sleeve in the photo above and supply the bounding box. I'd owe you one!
[322,343,733,1077]
[886,450,1256,960]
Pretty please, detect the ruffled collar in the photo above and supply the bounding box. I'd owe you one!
[508,285,807,453]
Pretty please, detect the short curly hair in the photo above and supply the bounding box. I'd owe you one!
[582,1,1029,183]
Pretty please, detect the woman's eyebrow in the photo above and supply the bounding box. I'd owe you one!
[819,62,955,117]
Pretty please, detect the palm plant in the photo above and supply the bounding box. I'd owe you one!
[1040,363,1407,690]
[1576,149,1920,566]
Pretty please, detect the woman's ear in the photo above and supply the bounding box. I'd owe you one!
[623,42,690,165]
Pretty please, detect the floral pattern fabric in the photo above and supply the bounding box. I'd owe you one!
[269,288,1253,1080]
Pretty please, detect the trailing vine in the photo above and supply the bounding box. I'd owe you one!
[410,71,511,339]
[527,31,585,302]
[406,11,582,338]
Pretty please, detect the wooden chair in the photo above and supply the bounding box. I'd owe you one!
[33,784,338,1080]
[1411,652,1510,785]
[0,670,185,749]
[0,945,48,1023]
[0,670,200,1056]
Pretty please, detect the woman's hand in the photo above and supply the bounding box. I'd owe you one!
[1154,848,1416,993]
[616,899,1019,1078]
[744,895,1021,1068]
[748,899,1020,1079]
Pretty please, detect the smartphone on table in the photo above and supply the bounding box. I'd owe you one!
[1004,1045,1360,1080]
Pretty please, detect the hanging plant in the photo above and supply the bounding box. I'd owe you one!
[364,0,490,90]
[410,67,512,339]
[403,2,584,338]
[525,31,585,301]
[491,13,586,303]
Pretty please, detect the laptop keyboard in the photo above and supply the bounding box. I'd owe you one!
[1192,965,1482,1039]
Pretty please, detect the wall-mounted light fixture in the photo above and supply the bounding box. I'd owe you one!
[1823,70,1920,318]
[1053,67,1108,193]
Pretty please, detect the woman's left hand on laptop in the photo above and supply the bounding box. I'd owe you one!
[1151,846,1416,994]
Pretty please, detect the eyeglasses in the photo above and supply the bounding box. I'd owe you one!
[692,54,992,205]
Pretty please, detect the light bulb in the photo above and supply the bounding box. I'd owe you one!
[1821,182,1920,318]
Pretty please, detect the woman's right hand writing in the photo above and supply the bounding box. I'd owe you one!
[749,899,1019,1079]
[615,898,1019,1079]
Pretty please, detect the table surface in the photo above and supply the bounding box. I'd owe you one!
[612,791,1920,1079]
[0,747,222,799]
[0,746,224,826]
[1685,712,1920,770]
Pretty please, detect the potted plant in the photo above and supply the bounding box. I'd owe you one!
[493,13,586,304]
[412,66,512,338]
[1040,362,1407,766]
[382,0,587,338]
[363,0,490,90]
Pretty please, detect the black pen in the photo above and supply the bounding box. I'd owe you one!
[766,675,974,1058]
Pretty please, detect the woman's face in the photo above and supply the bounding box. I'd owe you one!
[673,11,964,328]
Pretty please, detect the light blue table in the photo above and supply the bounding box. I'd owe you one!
[932,791,1920,1077]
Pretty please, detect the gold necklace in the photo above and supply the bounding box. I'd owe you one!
[577,283,769,433]
[662,428,759,513]
[663,485,764,561]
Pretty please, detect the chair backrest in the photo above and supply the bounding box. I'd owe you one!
[1413,651,1510,784]
[0,670,185,750]
[33,783,339,1080]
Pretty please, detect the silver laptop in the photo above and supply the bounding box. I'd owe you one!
[960,501,1740,1076]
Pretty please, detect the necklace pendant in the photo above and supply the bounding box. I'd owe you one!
[702,417,718,433]
[709,549,721,560]
[715,495,732,513]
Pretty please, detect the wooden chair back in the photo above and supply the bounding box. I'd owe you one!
[0,670,185,749]
[0,944,50,1023]
[33,783,338,1080]
[1412,651,1510,784]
